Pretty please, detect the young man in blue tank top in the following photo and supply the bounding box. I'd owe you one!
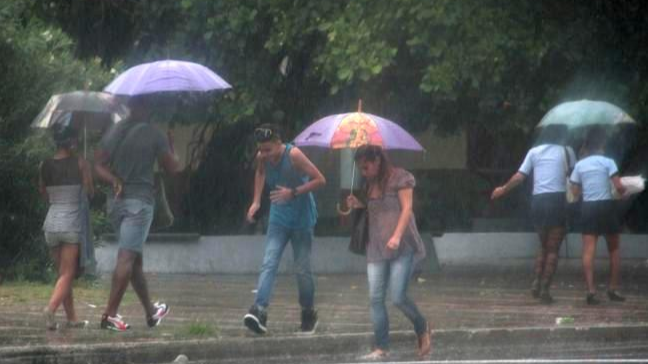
[243,123,326,335]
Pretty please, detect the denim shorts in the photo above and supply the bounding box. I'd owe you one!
[44,231,80,248]
[108,198,154,254]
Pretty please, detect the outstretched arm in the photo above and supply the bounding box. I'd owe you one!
[491,172,526,200]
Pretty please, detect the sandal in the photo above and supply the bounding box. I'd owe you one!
[360,349,389,360]
[65,320,89,329]
[43,307,58,330]
[417,323,432,357]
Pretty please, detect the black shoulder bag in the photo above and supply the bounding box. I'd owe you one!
[348,193,369,255]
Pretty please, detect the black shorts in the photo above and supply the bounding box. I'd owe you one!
[581,200,621,235]
[531,192,567,229]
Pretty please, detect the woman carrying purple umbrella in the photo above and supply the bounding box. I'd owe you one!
[346,145,431,360]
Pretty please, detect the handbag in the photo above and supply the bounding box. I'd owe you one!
[348,207,369,255]
[563,147,577,203]
[151,173,174,230]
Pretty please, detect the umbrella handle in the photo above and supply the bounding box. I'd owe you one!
[337,202,352,216]
[337,158,356,216]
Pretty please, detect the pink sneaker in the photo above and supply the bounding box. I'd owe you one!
[147,302,170,327]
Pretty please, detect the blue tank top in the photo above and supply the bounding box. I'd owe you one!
[265,144,317,229]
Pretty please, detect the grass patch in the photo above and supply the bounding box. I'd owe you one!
[181,322,219,338]
[0,278,136,307]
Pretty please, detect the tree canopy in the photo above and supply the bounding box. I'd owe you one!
[2,0,648,278]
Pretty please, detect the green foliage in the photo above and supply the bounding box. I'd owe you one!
[3,0,648,272]
[0,0,111,280]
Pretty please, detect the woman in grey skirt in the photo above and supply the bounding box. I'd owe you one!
[39,116,94,329]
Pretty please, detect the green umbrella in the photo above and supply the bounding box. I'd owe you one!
[537,100,635,129]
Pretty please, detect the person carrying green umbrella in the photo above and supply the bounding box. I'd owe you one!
[492,124,574,304]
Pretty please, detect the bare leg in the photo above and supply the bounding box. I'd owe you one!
[605,234,621,291]
[130,253,155,318]
[47,244,79,317]
[541,226,565,289]
[582,234,598,294]
[62,289,77,322]
[46,246,61,314]
[533,229,548,281]
[104,249,136,317]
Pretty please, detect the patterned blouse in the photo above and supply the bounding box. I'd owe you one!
[366,168,426,263]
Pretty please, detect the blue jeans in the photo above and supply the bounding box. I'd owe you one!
[367,251,427,350]
[254,223,315,310]
[107,198,154,254]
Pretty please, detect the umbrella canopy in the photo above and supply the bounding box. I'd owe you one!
[31,91,128,130]
[294,104,424,215]
[537,100,635,129]
[104,60,232,96]
[294,111,424,152]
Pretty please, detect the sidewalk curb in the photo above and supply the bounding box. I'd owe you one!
[2,324,648,364]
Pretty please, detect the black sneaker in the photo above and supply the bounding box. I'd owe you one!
[244,305,267,334]
[300,308,318,334]
[539,290,554,304]
[530,279,541,299]
[147,302,170,328]
[586,293,600,305]
[607,290,626,302]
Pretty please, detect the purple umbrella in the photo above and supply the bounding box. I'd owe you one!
[104,60,231,96]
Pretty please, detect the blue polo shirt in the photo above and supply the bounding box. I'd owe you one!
[518,144,575,195]
[570,155,619,201]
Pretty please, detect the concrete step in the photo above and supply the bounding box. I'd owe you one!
[4,324,648,364]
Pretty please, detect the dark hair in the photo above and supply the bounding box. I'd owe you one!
[354,144,393,195]
[50,112,77,149]
[536,124,567,145]
[127,94,152,109]
[254,123,282,143]
[584,125,607,153]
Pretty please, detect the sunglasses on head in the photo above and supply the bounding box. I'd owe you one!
[254,127,275,142]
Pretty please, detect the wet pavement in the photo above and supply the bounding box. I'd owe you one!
[2,265,648,363]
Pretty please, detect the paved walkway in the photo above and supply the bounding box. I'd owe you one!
[2,266,648,363]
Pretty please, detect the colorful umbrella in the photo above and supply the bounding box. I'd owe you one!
[104,60,231,96]
[294,104,424,152]
[537,100,635,129]
[294,101,424,214]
